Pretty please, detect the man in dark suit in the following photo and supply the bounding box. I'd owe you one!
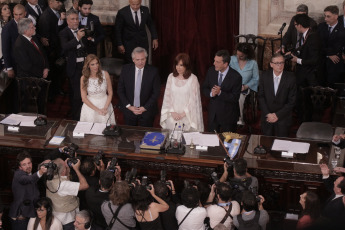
[115,0,158,63]
[202,50,242,132]
[337,1,345,28]
[38,0,66,98]
[1,4,27,78]
[25,0,46,26]
[318,5,345,87]
[9,151,47,230]
[117,47,160,127]
[280,4,317,54]
[77,0,104,55]
[320,164,345,221]
[258,53,296,137]
[59,9,86,120]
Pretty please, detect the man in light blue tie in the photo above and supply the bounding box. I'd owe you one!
[258,53,296,137]
[118,47,160,127]
[202,50,242,132]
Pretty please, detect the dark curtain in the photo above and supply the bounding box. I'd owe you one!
[151,0,240,83]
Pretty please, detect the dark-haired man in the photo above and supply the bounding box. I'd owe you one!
[202,49,242,132]
[258,53,296,137]
[25,0,47,26]
[115,0,158,63]
[318,5,345,87]
[9,151,48,230]
[206,182,241,229]
[77,0,104,55]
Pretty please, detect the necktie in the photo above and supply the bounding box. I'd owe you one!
[274,77,279,95]
[297,33,303,48]
[30,39,41,54]
[218,73,223,86]
[134,11,139,27]
[55,11,60,19]
[301,35,304,46]
[134,69,142,107]
[328,26,332,36]
[35,5,41,16]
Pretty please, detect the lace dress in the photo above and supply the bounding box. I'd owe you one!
[80,71,116,124]
[160,73,204,132]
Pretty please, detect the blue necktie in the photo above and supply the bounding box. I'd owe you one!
[134,69,142,107]
[218,73,223,86]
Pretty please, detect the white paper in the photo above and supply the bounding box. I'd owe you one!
[87,123,106,135]
[272,139,310,154]
[49,136,65,145]
[183,133,219,147]
[0,114,24,125]
[19,116,37,127]
[73,121,93,135]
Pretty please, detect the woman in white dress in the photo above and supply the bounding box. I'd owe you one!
[80,54,116,124]
[160,53,204,132]
[27,197,62,230]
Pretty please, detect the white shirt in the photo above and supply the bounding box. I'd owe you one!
[130,7,141,25]
[28,2,41,15]
[273,71,282,85]
[79,12,88,26]
[27,217,63,230]
[51,177,80,225]
[176,205,206,230]
[206,201,241,228]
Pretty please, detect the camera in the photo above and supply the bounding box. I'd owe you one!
[160,169,171,186]
[63,143,79,168]
[42,161,57,180]
[223,156,234,172]
[93,150,104,166]
[107,157,118,173]
[141,176,152,190]
[81,21,94,37]
[211,172,221,185]
[249,186,261,203]
[125,168,137,188]
[284,50,300,60]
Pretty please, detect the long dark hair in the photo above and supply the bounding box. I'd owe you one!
[131,185,153,212]
[33,197,54,230]
[0,3,12,27]
[302,191,320,220]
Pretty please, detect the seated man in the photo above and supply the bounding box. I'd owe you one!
[205,183,241,229]
[219,158,258,204]
[46,158,89,230]
[232,191,269,230]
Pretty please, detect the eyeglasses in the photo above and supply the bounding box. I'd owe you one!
[271,62,285,65]
[36,208,47,212]
[74,221,87,225]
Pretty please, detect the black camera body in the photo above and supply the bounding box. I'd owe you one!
[43,162,57,180]
[63,143,79,168]
[107,157,118,173]
[284,50,300,60]
[125,168,137,188]
[94,150,104,166]
[223,156,234,173]
[211,171,220,185]
[141,176,152,190]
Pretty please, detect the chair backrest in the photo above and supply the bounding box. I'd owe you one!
[16,77,51,115]
[301,86,337,123]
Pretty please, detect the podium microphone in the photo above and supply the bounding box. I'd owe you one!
[179,123,185,148]
[278,22,286,35]
[102,106,121,136]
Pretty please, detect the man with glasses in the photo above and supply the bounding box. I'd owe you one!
[258,53,296,137]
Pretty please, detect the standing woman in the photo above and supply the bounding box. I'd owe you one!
[296,191,320,230]
[160,53,204,132]
[0,2,11,69]
[80,54,116,124]
[27,197,62,230]
[229,43,259,125]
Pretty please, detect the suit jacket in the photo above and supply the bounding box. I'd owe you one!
[85,186,109,228]
[25,2,46,24]
[38,7,66,55]
[117,63,160,115]
[115,5,158,52]
[296,29,321,75]
[338,14,345,29]
[1,19,19,69]
[321,177,345,221]
[9,169,41,218]
[59,26,82,78]
[202,66,242,125]
[13,35,49,78]
[79,13,105,55]
[258,70,296,124]
[282,15,317,50]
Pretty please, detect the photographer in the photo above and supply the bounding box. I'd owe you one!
[9,151,48,230]
[232,191,269,230]
[205,183,240,229]
[46,158,89,230]
[154,180,179,230]
[219,158,258,204]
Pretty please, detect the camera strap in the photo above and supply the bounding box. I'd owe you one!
[178,207,195,227]
[107,203,134,230]
[219,203,233,224]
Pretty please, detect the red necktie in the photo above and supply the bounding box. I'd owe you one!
[30,39,42,55]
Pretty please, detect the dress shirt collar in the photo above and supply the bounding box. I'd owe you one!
[273,71,282,81]
[302,28,309,39]
[23,34,32,41]
[218,66,229,81]
[135,66,144,73]
[329,22,338,33]
[50,8,59,15]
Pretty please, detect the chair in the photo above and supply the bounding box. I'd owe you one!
[16,77,51,115]
[296,86,337,141]
[100,57,124,85]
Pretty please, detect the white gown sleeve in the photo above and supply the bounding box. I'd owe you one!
[160,74,174,129]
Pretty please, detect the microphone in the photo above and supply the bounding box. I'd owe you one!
[166,123,177,151]
[102,106,121,136]
[278,22,286,35]
[179,123,185,148]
